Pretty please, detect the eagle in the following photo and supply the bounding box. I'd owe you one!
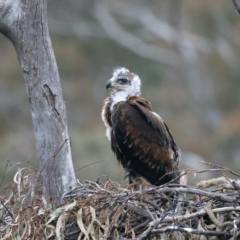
[102,67,180,186]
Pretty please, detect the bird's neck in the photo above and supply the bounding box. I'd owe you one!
[110,91,130,111]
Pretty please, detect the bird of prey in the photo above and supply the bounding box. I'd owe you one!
[102,67,180,186]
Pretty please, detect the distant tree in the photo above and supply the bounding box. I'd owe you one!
[0,0,76,203]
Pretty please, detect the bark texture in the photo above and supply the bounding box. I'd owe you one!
[0,0,76,202]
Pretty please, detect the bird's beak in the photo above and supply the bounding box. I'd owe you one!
[106,77,115,89]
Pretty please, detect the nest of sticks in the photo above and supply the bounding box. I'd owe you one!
[0,162,240,239]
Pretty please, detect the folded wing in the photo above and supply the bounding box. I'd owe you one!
[111,97,180,185]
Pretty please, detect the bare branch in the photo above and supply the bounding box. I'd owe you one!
[110,185,238,203]
[232,0,240,15]
[200,161,240,178]
[150,206,240,225]
[93,2,181,67]
[111,2,212,57]
[151,226,232,238]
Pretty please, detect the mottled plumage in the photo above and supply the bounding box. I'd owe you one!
[102,67,180,185]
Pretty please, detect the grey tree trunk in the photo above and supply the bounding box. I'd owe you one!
[0,0,76,203]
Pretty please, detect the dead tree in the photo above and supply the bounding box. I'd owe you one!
[0,0,76,203]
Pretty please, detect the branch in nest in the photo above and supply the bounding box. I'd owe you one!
[126,203,152,220]
[200,161,240,178]
[203,200,240,231]
[156,186,237,202]
[151,206,240,224]
[111,184,238,203]
[151,226,232,237]
[232,181,240,197]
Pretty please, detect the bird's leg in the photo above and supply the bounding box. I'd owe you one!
[125,169,137,184]
[126,169,146,191]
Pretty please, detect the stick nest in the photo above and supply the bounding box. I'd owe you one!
[0,163,240,240]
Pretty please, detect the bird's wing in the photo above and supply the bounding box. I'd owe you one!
[111,97,180,173]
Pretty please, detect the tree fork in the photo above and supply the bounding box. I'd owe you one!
[0,0,76,203]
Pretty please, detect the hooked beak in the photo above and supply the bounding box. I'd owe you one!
[106,77,114,89]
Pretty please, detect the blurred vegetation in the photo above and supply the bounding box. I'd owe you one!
[0,0,240,185]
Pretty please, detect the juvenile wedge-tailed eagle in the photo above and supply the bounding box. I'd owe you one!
[102,67,180,186]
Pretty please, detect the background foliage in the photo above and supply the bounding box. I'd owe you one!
[0,0,240,185]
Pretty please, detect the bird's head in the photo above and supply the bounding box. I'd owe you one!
[106,67,141,97]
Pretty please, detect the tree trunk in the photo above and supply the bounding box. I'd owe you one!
[0,0,76,203]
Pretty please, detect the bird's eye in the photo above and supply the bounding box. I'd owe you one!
[117,78,128,84]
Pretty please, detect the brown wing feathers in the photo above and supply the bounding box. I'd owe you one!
[110,97,179,185]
